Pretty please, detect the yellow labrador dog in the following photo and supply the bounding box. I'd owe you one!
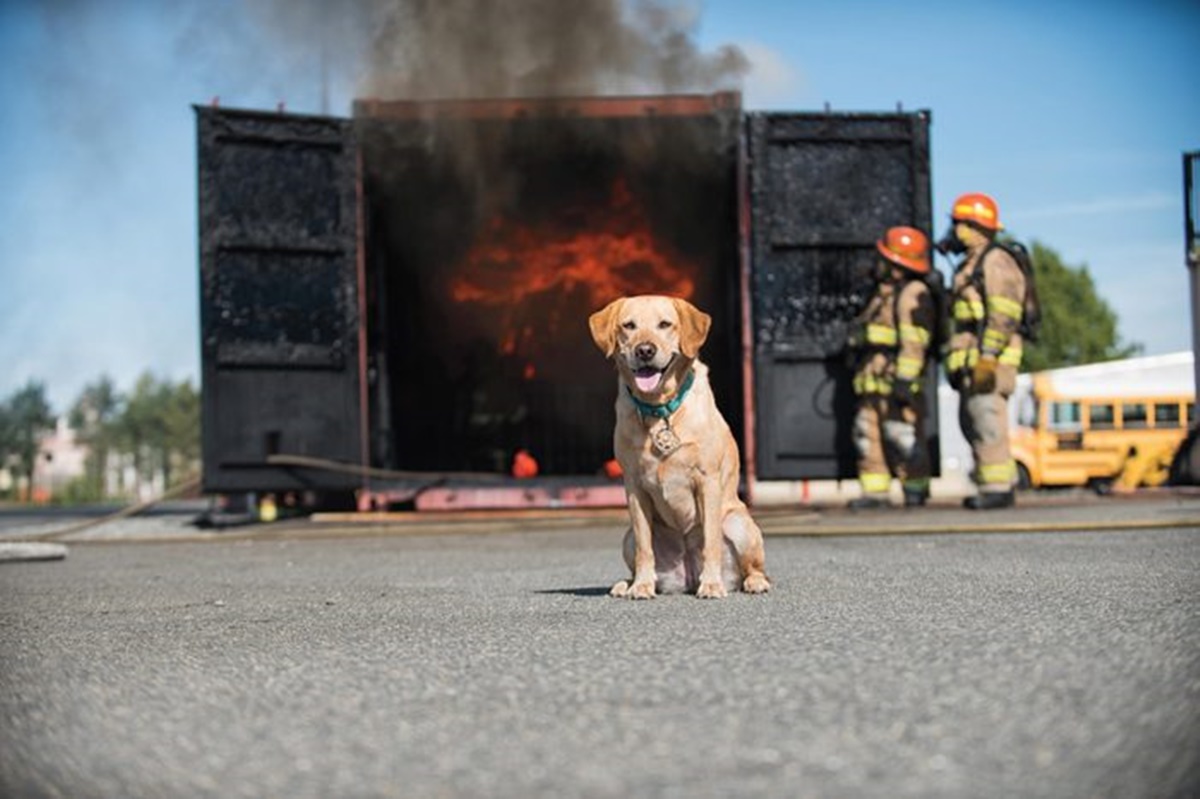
[589,295,770,599]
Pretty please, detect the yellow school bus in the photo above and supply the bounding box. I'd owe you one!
[1010,354,1196,491]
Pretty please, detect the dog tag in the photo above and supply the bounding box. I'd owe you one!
[651,424,681,457]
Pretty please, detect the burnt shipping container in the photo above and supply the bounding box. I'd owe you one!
[195,92,936,509]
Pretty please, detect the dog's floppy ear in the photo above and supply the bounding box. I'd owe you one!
[672,298,711,358]
[589,298,624,358]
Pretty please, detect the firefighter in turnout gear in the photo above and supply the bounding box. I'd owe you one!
[848,226,936,510]
[940,192,1026,510]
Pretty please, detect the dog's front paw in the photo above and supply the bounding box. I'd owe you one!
[626,580,656,600]
[609,580,630,598]
[743,573,771,594]
[697,580,728,599]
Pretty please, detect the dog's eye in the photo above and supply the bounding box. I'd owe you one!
[657,320,673,330]
[621,321,637,331]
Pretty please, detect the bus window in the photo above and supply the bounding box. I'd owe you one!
[1090,403,1115,430]
[1049,401,1081,431]
[1155,403,1181,428]
[1190,404,1196,425]
[1122,403,1148,428]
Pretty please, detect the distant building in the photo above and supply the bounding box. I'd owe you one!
[29,417,89,502]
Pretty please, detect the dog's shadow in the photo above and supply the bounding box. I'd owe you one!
[535,587,612,598]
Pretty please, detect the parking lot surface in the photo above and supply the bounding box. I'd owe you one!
[2,510,1198,798]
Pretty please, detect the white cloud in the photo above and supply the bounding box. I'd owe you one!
[736,40,802,106]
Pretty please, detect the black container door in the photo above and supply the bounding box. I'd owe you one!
[196,107,363,493]
[746,112,935,480]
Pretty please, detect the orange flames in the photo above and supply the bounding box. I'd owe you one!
[450,177,697,311]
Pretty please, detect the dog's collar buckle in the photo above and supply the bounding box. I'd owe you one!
[626,369,695,421]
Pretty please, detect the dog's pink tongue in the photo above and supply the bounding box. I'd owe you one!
[635,371,662,392]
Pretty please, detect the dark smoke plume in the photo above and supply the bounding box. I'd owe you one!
[359,0,747,98]
[228,0,750,212]
[241,0,748,101]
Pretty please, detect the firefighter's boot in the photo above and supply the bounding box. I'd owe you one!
[963,491,1015,510]
[849,494,890,510]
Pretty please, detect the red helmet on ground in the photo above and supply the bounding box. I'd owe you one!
[950,192,1003,231]
[876,226,931,274]
[511,449,539,479]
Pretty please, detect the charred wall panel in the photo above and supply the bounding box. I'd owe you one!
[748,112,935,479]
[196,108,363,493]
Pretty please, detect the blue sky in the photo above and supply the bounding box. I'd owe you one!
[1,0,1197,411]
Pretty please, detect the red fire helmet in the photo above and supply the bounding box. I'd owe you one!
[876,226,931,274]
[950,192,1003,231]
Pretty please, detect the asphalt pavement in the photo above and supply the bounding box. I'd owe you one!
[1,505,1198,798]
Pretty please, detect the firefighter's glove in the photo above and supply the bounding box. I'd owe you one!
[892,379,920,407]
[971,355,998,394]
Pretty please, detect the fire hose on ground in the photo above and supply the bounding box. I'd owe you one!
[4,454,1199,558]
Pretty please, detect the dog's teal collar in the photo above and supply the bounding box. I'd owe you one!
[626,369,695,420]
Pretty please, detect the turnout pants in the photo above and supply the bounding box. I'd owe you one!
[854,395,930,498]
[959,389,1016,493]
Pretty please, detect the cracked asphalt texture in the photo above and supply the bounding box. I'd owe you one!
[2,512,1199,798]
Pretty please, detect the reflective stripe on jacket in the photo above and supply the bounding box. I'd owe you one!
[947,245,1026,375]
[852,278,934,396]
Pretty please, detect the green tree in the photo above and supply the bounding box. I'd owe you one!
[1020,240,1142,372]
[112,373,165,496]
[110,373,201,496]
[68,376,122,501]
[1,382,55,499]
[162,379,200,488]
[0,404,13,497]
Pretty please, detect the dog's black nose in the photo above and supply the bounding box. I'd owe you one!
[635,342,657,362]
